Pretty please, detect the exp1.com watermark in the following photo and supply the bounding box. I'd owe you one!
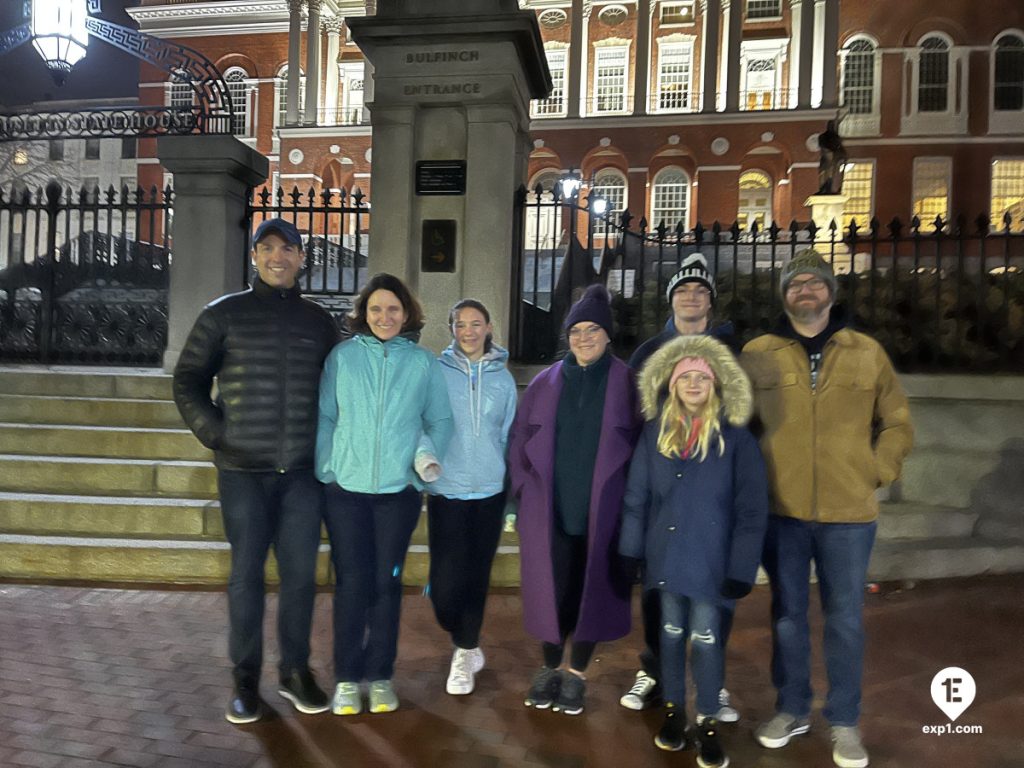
[924,667,984,735]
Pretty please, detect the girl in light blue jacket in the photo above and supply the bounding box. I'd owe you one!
[426,299,518,697]
[316,273,453,716]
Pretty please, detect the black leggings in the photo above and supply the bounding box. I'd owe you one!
[541,523,596,672]
[427,493,505,649]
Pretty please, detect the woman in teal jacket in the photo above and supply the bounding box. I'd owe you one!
[316,273,453,716]
[426,299,518,697]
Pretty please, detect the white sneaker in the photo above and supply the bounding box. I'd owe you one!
[332,682,362,716]
[715,688,740,723]
[446,647,484,695]
[831,726,869,768]
[619,669,660,710]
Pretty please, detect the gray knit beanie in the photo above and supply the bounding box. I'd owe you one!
[780,249,837,297]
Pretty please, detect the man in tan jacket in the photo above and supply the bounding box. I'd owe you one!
[741,249,913,768]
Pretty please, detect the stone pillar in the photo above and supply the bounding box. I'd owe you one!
[700,0,721,113]
[579,0,592,116]
[286,0,303,125]
[157,136,269,371]
[348,0,550,351]
[788,0,801,108]
[304,0,322,124]
[567,0,583,118]
[811,0,825,107]
[820,0,840,108]
[723,0,742,111]
[632,0,652,115]
[324,17,342,123]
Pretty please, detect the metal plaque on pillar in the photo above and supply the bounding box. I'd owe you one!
[416,161,467,195]
[422,219,457,272]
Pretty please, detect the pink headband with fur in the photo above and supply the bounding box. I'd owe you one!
[669,356,716,392]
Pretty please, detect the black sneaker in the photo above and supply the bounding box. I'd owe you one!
[226,682,263,725]
[654,704,690,751]
[524,666,561,709]
[696,716,729,768]
[552,671,585,715]
[278,669,330,714]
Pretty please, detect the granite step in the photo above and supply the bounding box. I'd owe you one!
[0,454,216,498]
[0,422,209,460]
[0,394,185,428]
[868,536,1024,581]
[876,502,979,540]
[0,367,173,400]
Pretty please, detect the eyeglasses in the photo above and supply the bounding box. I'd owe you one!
[786,277,828,294]
[568,324,604,340]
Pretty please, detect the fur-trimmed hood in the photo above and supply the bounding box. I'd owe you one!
[637,334,753,426]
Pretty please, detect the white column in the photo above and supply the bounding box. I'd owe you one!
[286,0,303,125]
[700,0,721,113]
[632,0,653,115]
[579,0,592,116]
[820,0,840,108]
[724,0,742,111]
[324,18,342,124]
[788,0,801,108]
[567,0,583,118]
[304,0,322,124]
[811,0,825,107]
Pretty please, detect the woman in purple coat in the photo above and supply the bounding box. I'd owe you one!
[508,285,642,716]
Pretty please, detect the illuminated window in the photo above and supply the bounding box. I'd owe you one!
[591,170,627,216]
[841,161,875,230]
[660,2,695,25]
[990,158,1024,231]
[656,43,693,111]
[594,47,629,113]
[651,168,690,229]
[912,157,951,226]
[738,170,772,232]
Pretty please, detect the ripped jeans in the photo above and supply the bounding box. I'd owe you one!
[659,591,723,717]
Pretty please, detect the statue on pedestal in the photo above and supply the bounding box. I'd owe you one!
[817,119,848,195]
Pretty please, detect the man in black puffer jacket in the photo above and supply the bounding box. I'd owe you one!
[173,218,339,725]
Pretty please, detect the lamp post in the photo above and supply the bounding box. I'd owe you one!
[30,0,90,86]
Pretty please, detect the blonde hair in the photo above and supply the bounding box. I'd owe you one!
[656,385,724,461]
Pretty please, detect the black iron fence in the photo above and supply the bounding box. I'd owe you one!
[0,181,172,364]
[245,185,370,321]
[513,184,1024,372]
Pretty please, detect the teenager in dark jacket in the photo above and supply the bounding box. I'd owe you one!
[620,335,769,767]
[173,218,339,724]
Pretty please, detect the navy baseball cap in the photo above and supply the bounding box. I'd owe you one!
[253,217,302,247]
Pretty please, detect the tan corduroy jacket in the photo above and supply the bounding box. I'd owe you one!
[740,327,914,523]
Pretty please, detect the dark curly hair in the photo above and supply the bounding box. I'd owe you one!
[347,273,425,336]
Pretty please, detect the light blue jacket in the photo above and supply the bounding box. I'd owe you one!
[316,334,453,494]
[427,342,518,500]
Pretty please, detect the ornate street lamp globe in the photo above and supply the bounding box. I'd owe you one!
[31,0,90,86]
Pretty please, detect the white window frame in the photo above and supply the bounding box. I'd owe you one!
[592,43,631,115]
[655,37,695,113]
[990,157,1024,232]
[901,32,968,136]
[659,1,696,26]
[524,170,564,252]
[840,159,876,231]
[990,29,1024,135]
[340,62,365,126]
[911,157,952,227]
[839,34,881,137]
[650,167,691,230]
[739,38,787,111]
[274,65,306,129]
[533,44,569,118]
[746,0,782,21]
[737,169,773,234]
[223,66,251,138]
[590,169,628,220]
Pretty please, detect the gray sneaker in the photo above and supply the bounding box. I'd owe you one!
[332,682,362,716]
[831,726,869,768]
[755,712,811,748]
[715,688,740,723]
[368,679,399,713]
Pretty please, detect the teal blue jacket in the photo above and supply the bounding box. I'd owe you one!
[426,342,518,500]
[316,334,454,494]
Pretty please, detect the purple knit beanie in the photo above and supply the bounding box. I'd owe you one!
[563,284,614,337]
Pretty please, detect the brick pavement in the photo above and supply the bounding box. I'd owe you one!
[0,576,1022,768]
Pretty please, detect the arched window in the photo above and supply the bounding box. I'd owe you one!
[737,170,772,233]
[842,38,876,114]
[167,69,192,111]
[994,33,1024,111]
[275,65,306,128]
[223,67,249,136]
[650,168,690,229]
[525,170,563,252]
[590,169,627,216]
[919,36,950,112]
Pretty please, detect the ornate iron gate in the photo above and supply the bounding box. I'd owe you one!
[0,180,172,364]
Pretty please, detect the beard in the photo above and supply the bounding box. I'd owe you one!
[785,295,832,324]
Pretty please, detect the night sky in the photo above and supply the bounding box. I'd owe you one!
[0,1,140,108]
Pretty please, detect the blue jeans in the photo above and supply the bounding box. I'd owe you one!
[217,469,324,685]
[762,515,877,726]
[323,484,421,682]
[659,592,723,717]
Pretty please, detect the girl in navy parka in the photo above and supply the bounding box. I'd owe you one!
[619,335,769,768]
[426,299,518,697]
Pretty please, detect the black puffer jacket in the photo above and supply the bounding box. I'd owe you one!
[173,277,339,471]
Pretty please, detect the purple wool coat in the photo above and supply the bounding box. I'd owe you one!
[508,355,642,644]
